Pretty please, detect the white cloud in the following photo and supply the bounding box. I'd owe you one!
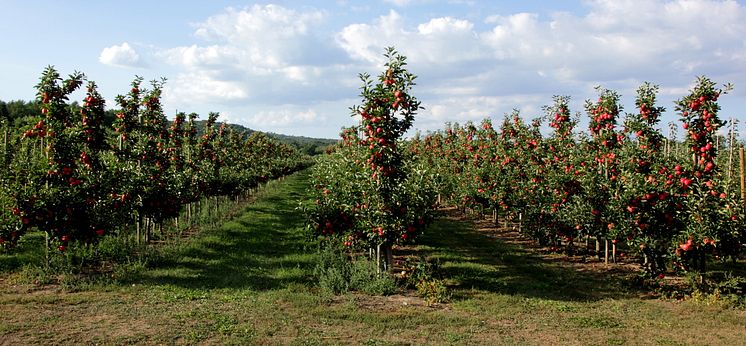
[150,1,746,138]
[164,71,248,105]
[337,11,484,65]
[419,94,544,130]
[99,42,142,68]
[190,4,326,69]
[383,0,426,6]
[160,4,354,107]
[334,1,746,137]
[479,0,746,84]
[247,108,322,127]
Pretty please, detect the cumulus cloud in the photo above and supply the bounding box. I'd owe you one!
[154,1,746,138]
[382,0,426,6]
[334,1,746,136]
[479,0,746,85]
[190,4,326,68]
[160,4,354,106]
[164,71,248,105]
[99,42,142,68]
[247,108,322,127]
[337,10,484,66]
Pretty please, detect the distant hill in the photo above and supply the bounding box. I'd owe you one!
[194,121,337,156]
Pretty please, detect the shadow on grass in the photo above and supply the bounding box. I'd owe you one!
[133,170,637,300]
[0,232,46,273]
[136,172,317,291]
[414,215,638,302]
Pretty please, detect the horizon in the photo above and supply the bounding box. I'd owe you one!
[2,1,745,140]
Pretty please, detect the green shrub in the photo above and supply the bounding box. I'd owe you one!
[314,242,397,296]
[401,256,451,305]
[349,259,397,295]
[416,278,450,305]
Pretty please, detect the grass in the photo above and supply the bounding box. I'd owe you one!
[1,170,745,345]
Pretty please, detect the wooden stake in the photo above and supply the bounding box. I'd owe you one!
[376,243,382,274]
[739,147,746,205]
[604,239,609,265]
[45,231,50,267]
[518,213,523,234]
[728,126,735,182]
[2,128,7,160]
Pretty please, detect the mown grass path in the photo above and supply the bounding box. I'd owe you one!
[1,170,746,345]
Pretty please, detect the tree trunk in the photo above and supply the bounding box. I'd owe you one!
[595,238,601,258]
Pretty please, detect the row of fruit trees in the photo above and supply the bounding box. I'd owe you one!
[0,67,310,255]
[308,47,745,278]
[411,79,745,276]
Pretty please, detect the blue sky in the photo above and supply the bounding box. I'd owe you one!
[1,0,745,139]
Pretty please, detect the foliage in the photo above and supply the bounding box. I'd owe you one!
[313,243,397,296]
[0,66,310,260]
[306,48,438,271]
[415,76,746,278]
[400,256,450,305]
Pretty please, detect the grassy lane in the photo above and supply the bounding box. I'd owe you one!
[1,170,745,345]
[415,217,746,345]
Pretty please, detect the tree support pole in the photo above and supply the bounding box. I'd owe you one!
[738,147,746,205]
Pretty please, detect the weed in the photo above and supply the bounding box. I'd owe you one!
[415,277,450,305]
[314,242,397,296]
[688,272,746,307]
[400,256,451,305]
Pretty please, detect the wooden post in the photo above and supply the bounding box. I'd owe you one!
[612,243,617,264]
[604,239,609,265]
[738,147,746,205]
[145,217,151,243]
[728,127,735,182]
[2,128,7,160]
[376,243,382,274]
[518,213,523,234]
[45,231,50,267]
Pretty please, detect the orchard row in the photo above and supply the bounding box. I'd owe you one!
[305,49,439,270]
[409,78,744,275]
[0,67,310,251]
